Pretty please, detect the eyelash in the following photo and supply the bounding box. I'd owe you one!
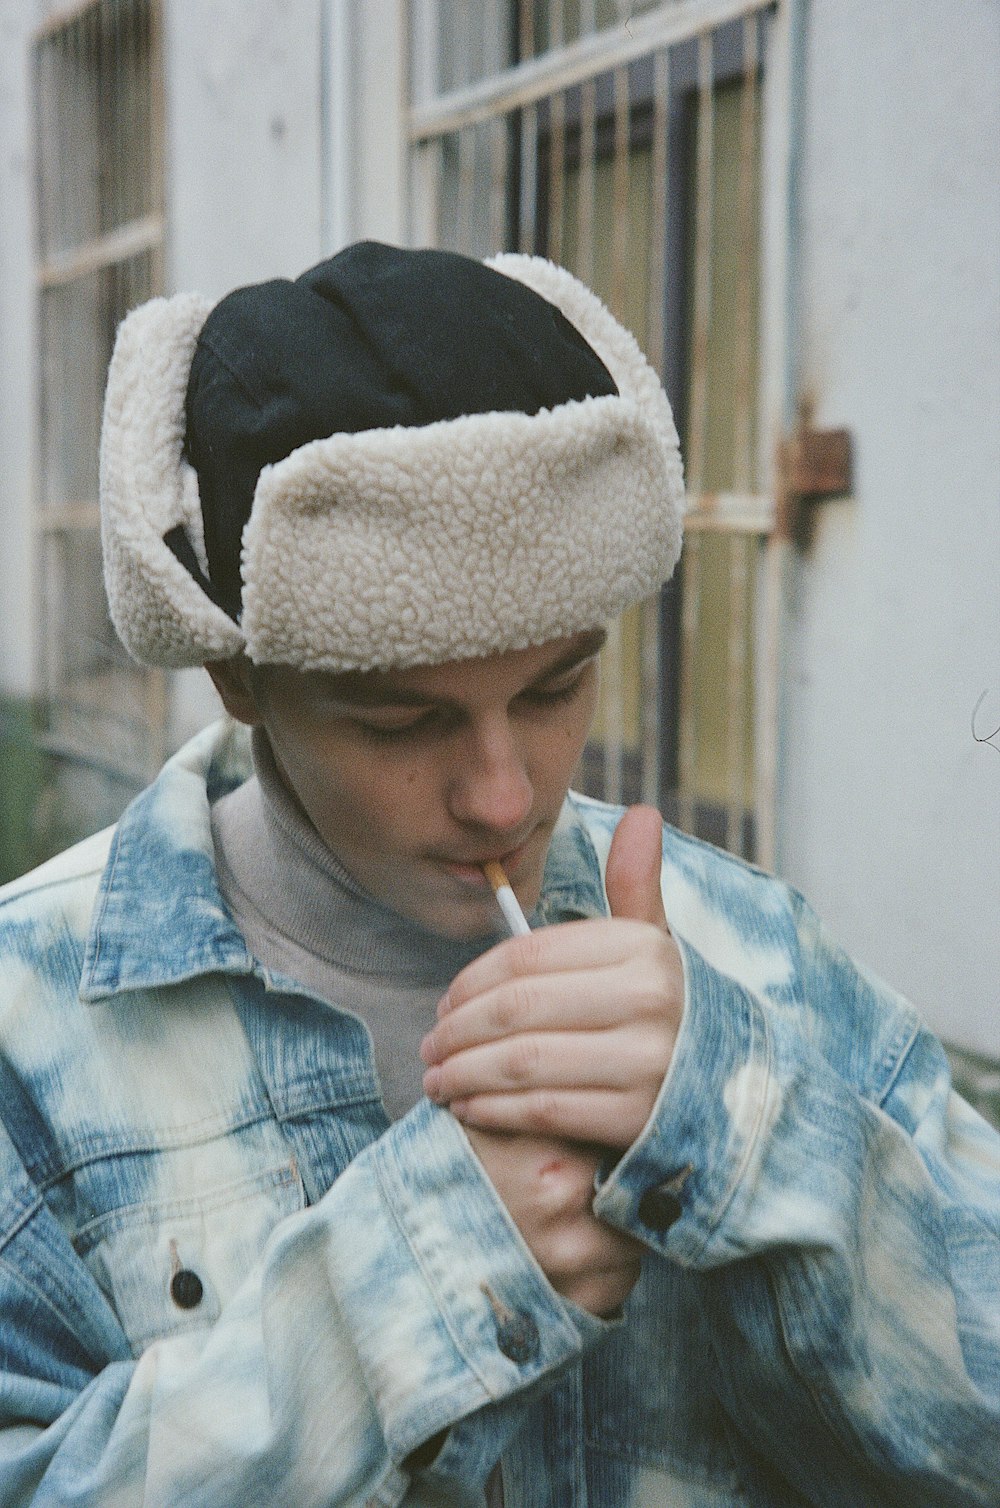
[354,674,588,744]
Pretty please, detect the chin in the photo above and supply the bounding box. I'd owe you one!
[424,901,501,942]
[395,884,503,941]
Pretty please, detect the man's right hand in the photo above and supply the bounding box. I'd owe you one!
[463,1125,642,1317]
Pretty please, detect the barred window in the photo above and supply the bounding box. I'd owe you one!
[33,0,165,838]
[408,0,779,860]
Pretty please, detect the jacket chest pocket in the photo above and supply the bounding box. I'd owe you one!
[71,1153,306,1357]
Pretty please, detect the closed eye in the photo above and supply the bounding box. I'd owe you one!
[348,651,599,746]
[517,669,591,709]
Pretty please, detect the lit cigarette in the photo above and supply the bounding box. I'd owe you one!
[483,861,532,937]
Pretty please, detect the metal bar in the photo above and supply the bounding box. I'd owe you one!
[725,533,750,853]
[35,503,101,532]
[149,0,166,287]
[550,0,565,50]
[37,212,164,288]
[686,30,715,497]
[576,74,596,286]
[488,113,507,251]
[684,490,775,532]
[646,46,669,374]
[732,10,759,493]
[677,535,703,833]
[409,0,774,140]
[62,17,79,252]
[410,137,444,246]
[602,62,632,803]
[454,0,473,90]
[547,90,566,264]
[639,48,671,808]
[518,0,535,62]
[33,33,54,259]
[675,26,714,838]
[602,617,624,805]
[756,0,801,872]
[518,103,539,253]
[705,27,761,852]
[456,124,477,252]
[609,63,630,318]
[640,593,661,807]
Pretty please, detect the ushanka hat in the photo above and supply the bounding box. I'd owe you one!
[99,240,685,672]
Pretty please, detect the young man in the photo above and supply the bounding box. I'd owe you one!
[0,242,996,1506]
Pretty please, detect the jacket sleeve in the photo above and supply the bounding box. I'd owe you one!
[593,881,1000,1506]
[0,1099,609,1507]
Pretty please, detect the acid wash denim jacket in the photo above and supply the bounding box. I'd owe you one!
[0,721,997,1508]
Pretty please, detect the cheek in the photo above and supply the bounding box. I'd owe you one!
[294,744,432,852]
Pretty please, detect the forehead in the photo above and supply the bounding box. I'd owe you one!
[261,629,606,710]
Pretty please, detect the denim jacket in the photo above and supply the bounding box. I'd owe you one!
[0,720,997,1506]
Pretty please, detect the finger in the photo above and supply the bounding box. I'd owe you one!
[537,1217,644,1282]
[448,1087,657,1150]
[604,805,669,929]
[423,966,644,1063]
[425,1029,648,1100]
[443,916,657,1016]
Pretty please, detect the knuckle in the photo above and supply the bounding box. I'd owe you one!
[487,992,518,1036]
[524,1089,561,1134]
[505,1034,540,1087]
[509,976,536,1025]
[512,930,545,975]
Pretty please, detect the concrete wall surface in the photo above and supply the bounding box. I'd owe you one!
[164,0,325,300]
[780,0,999,1053]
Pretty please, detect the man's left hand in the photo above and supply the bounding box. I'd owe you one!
[420,806,684,1150]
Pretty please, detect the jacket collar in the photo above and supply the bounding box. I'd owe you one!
[79,721,610,1003]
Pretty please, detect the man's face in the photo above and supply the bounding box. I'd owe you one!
[241,630,603,938]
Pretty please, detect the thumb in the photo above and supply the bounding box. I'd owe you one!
[604,805,669,928]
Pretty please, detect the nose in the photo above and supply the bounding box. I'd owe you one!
[445,713,534,834]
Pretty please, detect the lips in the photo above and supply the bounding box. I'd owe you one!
[433,837,533,884]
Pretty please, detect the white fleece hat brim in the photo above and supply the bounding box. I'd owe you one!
[99,253,685,672]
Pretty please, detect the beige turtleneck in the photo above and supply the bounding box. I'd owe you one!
[210,728,505,1121]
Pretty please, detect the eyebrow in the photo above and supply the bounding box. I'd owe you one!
[319,628,608,710]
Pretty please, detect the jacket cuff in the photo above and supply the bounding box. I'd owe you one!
[358,1098,613,1469]
[592,933,773,1265]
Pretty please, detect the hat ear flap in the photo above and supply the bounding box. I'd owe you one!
[99,292,246,667]
[486,253,683,452]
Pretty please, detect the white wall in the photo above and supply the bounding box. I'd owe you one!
[164,0,325,298]
[163,0,329,740]
[163,0,407,741]
[780,0,1000,1053]
[323,0,406,251]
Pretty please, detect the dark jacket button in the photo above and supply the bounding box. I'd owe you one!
[170,1268,204,1309]
[638,1186,683,1233]
[496,1311,539,1365]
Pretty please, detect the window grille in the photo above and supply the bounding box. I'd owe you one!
[33,0,165,816]
[407,0,782,862]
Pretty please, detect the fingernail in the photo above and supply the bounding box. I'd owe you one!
[419,1032,436,1065]
[437,991,452,1018]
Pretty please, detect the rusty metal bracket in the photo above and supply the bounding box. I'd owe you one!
[774,409,853,543]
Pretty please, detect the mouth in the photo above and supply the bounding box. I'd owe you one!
[434,838,533,888]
